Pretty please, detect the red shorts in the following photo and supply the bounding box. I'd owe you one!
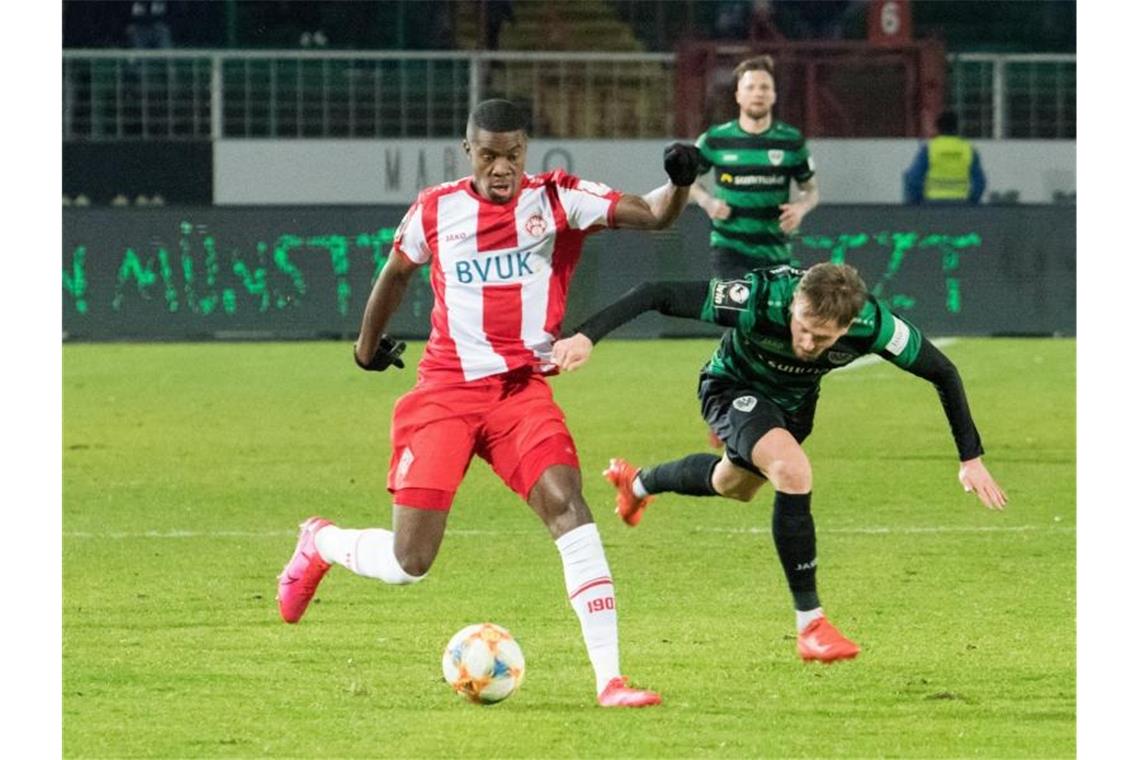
[387,371,580,510]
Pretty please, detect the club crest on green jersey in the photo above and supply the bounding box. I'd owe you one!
[733,395,758,412]
[768,150,785,165]
[713,280,751,311]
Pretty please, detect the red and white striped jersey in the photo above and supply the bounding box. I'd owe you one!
[392,169,622,386]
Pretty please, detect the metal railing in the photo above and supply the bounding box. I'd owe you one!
[63,49,1073,141]
[63,49,675,140]
[948,53,1076,139]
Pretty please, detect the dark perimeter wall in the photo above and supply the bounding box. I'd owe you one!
[63,205,1075,340]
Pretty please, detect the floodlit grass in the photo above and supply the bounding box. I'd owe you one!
[63,338,1074,758]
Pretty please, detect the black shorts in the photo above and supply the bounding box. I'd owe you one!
[698,371,817,477]
[710,246,790,280]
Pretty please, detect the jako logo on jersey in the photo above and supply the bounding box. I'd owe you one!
[768,149,785,165]
[733,396,758,412]
[445,232,468,242]
[827,350,856,365]
[524,213,548,237]
[455,251,535,283]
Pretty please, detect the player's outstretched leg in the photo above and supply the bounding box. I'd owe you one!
[797,617,861,663]
[277,510,432,623]
[276,516,333,623]
[607,453,724,526]
[603,458,655,526]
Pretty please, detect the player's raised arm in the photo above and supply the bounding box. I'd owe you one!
[611,143,701,230]
[892,336,1008,510]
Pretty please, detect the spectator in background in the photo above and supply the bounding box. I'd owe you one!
[772,0,853,40]
[485,0,515,50]
[126,1,173,49]
[714,1,752,38]
[903,111,987,205]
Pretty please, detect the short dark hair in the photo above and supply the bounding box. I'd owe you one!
[467,99,529,135]
[936,111,959,135]
[734,55,776,86]
[795,263,867,325]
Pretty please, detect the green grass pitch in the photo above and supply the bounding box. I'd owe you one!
[63,338,1074,758]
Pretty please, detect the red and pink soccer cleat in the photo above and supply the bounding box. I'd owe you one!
[796,617,861,663]
[603,458,654,527]
[276,516,333,623]
[597,676,662,708]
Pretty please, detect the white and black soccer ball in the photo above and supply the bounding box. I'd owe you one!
[441,622,525,704]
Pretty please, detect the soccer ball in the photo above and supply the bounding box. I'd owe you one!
[441,622,525,704]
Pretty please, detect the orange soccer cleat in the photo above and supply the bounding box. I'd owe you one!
[603,458,654,527]
[597,677,662,708]
[796,617,861,663]
[276,516,333,623]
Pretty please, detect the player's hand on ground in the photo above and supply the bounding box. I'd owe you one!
[552,333,594,372]
[663,142,702,187]
[354,335,406,371]
[778,202,807,234]
[700,196,731,221]
[957,457,1007,510]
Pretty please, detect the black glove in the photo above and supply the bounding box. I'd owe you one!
[663,142,702,187]
[355,335,406,371]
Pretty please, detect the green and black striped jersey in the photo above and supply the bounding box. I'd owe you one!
[694,120,815,265]
[700,266,923,412]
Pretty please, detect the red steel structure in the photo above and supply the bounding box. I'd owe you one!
[673,39,946,139]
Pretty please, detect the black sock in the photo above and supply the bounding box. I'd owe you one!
[772,491,821,611]
[639,453,720,496]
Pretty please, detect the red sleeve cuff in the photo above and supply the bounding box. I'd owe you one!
[605,193,621,228]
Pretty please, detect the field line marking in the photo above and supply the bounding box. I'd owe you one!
[694,524,1072,535]
[64,341,971,544]
[63,523,1071,539]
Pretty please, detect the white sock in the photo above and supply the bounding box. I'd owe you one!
[796,607,824,632]
[315,526,424,585]
[555,523,621,695]
[631,475,649,499]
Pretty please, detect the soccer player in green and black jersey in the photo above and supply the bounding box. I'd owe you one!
[551,263,1007,663]
[690,56,820,278]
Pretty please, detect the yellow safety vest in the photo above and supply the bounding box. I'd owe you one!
[924,135,973,201]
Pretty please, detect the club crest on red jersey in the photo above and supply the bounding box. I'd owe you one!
[525,213,548,237]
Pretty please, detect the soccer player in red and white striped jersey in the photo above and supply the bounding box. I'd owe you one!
[276,99,703,707]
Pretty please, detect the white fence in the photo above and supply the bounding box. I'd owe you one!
[948,53,1076,139]
[63,49,1073,141]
